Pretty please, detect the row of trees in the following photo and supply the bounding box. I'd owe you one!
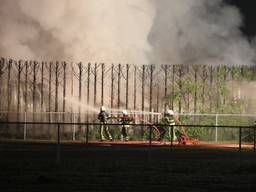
[0,57,256,140]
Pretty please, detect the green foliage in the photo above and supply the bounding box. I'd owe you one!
[241,67,255,81]
[164,65,256,141]
[232,67,243,80]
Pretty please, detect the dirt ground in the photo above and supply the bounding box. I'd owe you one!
[1,141,256,192]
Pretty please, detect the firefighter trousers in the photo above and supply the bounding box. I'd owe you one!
[100,123,112,141]
[121,125,129,141]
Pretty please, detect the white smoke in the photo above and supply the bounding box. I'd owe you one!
[0,0,255,65]
[0,0,155,63]
[149,0,255,65]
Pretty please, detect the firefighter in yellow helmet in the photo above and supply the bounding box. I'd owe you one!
[119,110,134,141]
[98,106,113,141]
[158,109,176,141]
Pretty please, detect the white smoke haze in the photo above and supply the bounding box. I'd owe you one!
[149,0,255,65]
[0,0,155,63]
[0,0,255,65]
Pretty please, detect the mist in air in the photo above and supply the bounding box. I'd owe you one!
[0,0,255,65]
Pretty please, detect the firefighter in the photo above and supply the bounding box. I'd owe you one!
[98,106,113,141]
[158,109,176,141]
[119,110,134,141]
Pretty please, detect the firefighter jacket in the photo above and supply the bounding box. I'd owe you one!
[98,111,109,123]
[120,115,134,126]
[160,115,175,127]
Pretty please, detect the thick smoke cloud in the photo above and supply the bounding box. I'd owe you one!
[0,0,255,65]
[149,0,255,65]
[0,0,155,63]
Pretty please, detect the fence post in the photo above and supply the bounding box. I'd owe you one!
[170,125,174,148]
[148,124,152,163]
[254,126,256,152]
[215,114,218,142]
[24,112,26,141]
[86,123,89,144]
[57,123,60,163]
[239,126,242,152]
[149,125,152,147]
[72,113,75,141]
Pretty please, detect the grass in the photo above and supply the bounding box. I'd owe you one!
[1,141,256,191]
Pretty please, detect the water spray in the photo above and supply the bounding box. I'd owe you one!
[63,97,98,113]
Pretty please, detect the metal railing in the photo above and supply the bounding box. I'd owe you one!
[1,121,255,148]
[1,111,256,142]
[1,121,255,163]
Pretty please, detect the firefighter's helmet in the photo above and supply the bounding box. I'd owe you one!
[166,109,174,116]
[122,110,128,115]
[100,106,106,111]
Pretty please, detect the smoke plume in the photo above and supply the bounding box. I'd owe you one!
[148,0,255,65]
[0,0,255,65]
[0,0,155,63]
